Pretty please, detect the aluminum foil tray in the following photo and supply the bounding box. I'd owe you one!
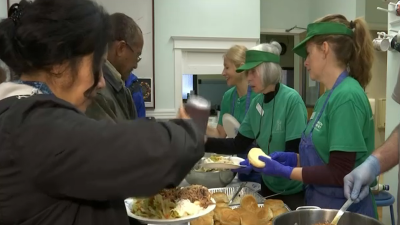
[230,203,291,212]
[209,186,265,205]
[209,187,291,211]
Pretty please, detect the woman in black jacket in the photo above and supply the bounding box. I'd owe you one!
[0,1,204,225]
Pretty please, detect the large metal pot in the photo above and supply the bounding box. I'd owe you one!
[273,206,383,225]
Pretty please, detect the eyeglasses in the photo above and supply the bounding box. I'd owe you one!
[124,41,142,62]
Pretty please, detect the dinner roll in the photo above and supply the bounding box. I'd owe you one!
[272,207,288,217]
[218,208,240,225]
[257,206,273,223]
[216,202,228,208]
[212,192,229,203]
[190,212,213,225]
[240,195,259,212]
[233,207,248,217]
[248,148,270,168]
[240,213,259,225]
[264,199,284,211]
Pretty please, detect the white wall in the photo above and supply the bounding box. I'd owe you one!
[0,0,6,19]
[384,4,400,224]
[153,0,260,112]
[260,0,310,32]
[309,0,365,22]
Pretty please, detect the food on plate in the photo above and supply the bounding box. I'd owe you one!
[194,154,235,172]
[248,148,271,168]
[240,194,259,212]
[191,192,288,225]
[212,192,229,203]
[130,185,213,219]
[179,185,213,208]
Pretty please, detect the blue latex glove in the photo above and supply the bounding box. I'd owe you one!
[343,155,380,203]
[270,152,298,167]
[231,159,253,175]
[253,156,294,179]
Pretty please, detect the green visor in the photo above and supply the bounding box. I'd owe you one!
[236,50,280,73]
[293,22,353,58]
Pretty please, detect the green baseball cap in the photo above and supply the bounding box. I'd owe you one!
[293,22,353,58]
[236,50,280,73]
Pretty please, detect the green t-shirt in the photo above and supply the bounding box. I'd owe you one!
[218,87,259,125]
[239,84,307,194]
[305,77,375,168]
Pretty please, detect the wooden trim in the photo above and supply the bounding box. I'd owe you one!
[147,0,155,109]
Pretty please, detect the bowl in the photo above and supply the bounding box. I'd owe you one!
[184,157,236,188]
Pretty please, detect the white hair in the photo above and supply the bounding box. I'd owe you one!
[251,41,282,87]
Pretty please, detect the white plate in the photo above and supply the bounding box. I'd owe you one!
[200,156,245,170]
[125,198,216,225]
[222,114,240,138]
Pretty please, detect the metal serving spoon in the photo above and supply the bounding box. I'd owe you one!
[331,198,354,225]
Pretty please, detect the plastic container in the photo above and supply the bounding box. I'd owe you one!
[185,95,211,134]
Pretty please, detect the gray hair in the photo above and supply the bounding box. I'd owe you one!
[0,60,10,82]
[251,41,282,87]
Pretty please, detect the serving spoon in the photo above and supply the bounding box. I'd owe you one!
[331,199,354,225]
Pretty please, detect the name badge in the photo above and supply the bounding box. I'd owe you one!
[310,112,316,120]
[256,103,264,116]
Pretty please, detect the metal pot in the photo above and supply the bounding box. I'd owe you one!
[273,206,383,225]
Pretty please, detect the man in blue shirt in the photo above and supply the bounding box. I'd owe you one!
[125,73,146,118]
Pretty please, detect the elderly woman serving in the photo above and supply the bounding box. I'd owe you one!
[205,41,308,209]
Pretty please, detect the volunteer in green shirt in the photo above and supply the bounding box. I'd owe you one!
[252,15,377,218]
[205,45,259,183]
[206,45,258,138]
[205,41,308,209]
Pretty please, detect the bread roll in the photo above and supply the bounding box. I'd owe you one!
[240,195,259,212]
[248,148,270,168]
[218,208,240,225]
[264,199,284,211]
[216,202,228,208]
[190,212,213,225]
[212,192,229,203]
[240,213,258,225]
[272,207,288,217]
[233,207,248,217]
[257,206,273,223]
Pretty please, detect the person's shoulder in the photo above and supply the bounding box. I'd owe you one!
[0,94,83,132]
[279,84,303,103]
[221,86,236,101]
[332,77,367,103]
[224,86,236,96]
[250,90,261,100]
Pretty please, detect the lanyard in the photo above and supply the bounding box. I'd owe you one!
[310,70,348,132]
[231,86,252,116]
[13,80,53,95]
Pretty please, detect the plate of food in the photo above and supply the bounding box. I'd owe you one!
[125,185,216,224]
[199,154,245,170]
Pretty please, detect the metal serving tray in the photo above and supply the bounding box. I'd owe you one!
[209,186,265,205]
[209,187,291,211]
[230,203,291,212]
